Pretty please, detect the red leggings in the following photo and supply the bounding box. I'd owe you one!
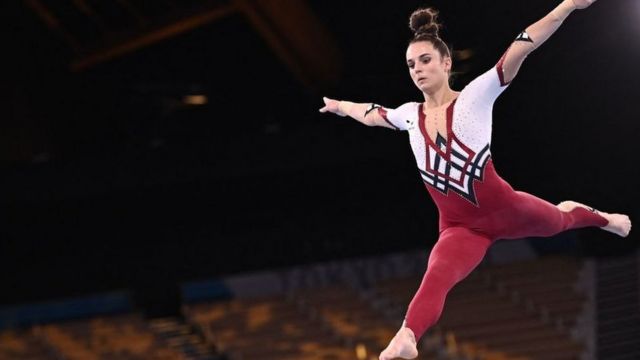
[404,199,608,340]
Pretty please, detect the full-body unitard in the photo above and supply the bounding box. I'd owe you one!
[377,56,608,340]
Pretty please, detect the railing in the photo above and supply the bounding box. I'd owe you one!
[596,250,640,359]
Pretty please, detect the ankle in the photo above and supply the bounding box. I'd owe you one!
[401,326,417,344]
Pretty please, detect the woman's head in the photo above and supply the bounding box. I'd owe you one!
[406,8,452,93]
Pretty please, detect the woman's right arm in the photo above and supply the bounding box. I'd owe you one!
[319,97,397,130]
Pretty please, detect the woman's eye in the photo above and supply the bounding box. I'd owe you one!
[421,58,431,64]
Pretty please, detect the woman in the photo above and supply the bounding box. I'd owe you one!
[319,0,631,359]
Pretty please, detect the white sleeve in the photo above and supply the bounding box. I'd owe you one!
[377,102,419,131]
[463,54,510,108]
[452,59,511,151]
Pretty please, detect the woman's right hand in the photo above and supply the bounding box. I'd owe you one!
[319,97,346,116]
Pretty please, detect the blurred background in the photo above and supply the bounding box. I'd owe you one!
[1,0,639,359]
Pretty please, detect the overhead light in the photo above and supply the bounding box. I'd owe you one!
[453,49,474,61]
[182,95,208,105]
[355,343,367,359]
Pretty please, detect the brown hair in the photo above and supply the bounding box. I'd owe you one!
[408,7,451,60]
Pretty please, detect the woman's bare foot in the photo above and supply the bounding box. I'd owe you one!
[379,327,419,360]
[557,201,632,237]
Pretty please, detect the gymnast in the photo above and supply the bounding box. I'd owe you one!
[319,0,631,358]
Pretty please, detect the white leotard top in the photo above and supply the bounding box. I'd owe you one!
[378,66,510,203]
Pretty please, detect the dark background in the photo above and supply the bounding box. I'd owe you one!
[1,0,638,310]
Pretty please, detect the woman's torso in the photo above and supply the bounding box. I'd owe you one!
[381,66,517,231]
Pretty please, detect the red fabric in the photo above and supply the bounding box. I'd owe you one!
[428,160,608,240]
[496,47,511,86]
[377,107,399,130]
[405,165,608,339]
[405,227,491,339]
[399,58,608,340]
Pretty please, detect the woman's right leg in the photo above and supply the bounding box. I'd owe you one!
[379,227,492,360]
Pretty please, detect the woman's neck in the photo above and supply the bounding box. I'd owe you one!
[424,86,457,108]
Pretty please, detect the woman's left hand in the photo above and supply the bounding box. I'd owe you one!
[571,0,597,10]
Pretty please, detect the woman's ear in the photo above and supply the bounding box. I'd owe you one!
[444,56,452,73]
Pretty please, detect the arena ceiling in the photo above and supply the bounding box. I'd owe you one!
[1,0,638,305]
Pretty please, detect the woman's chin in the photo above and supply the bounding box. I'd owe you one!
[417,84,433,93]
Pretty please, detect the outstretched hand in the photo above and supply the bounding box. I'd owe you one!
[571,0,597,9]
[318,97,346,116]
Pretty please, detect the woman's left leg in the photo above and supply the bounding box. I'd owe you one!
[556,200,631,237]
[502,191,630,239]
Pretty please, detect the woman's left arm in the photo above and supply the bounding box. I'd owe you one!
[501,0,597,85]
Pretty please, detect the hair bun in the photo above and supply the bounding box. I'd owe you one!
[409,8,441,38]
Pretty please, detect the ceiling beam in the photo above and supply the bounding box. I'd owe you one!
[233,0,341,91]
[24,0,82,54]
[30,0,340,91]
[71,0,109,34]
[71,3,238,71]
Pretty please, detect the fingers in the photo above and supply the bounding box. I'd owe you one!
[571,0,597,9]
[319,96,336,113]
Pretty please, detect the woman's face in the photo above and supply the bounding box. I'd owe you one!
[406,41,451,94]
